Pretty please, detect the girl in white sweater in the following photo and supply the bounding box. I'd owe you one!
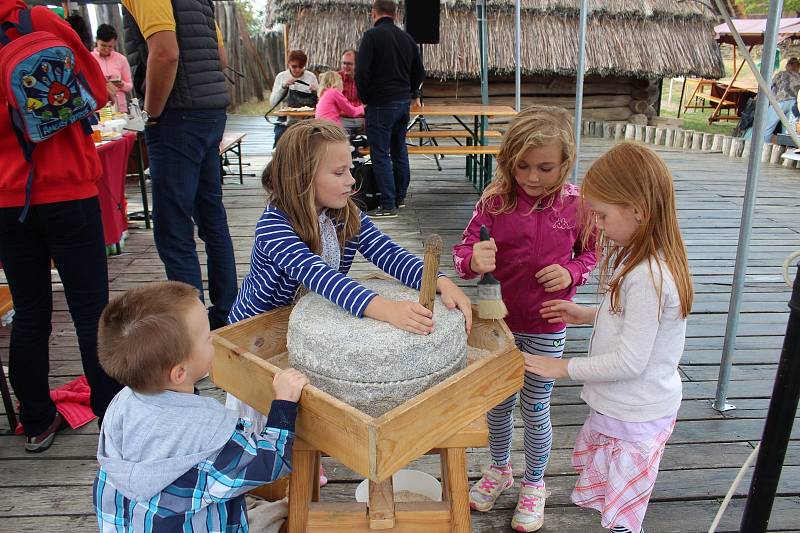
[525,142,693,533]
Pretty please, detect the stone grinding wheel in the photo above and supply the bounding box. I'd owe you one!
[287,279,468,417]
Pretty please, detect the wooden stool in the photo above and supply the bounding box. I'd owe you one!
[286,416,487,533]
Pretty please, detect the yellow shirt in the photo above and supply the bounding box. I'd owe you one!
[122,0,223,43]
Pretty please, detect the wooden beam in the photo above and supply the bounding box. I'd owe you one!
[307,502,451,533]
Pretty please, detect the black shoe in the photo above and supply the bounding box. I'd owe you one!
[370,206,398,218]
[397,199,406,208]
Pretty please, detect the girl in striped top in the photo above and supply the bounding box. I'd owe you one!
[226,119,472,426]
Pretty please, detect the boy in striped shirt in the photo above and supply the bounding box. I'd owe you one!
[93,281,308,532]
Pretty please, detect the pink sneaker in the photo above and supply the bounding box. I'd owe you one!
[511,481,547,532]
[469,464,513,512]
[319,465,328,488]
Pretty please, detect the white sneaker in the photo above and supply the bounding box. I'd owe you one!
[469,464,513,512]
[511,481,547,532]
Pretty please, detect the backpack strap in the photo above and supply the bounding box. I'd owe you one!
[0,8,33,45]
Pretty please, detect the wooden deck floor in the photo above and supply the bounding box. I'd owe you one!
[1,115,799,532]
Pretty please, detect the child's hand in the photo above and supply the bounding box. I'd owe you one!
[470,238,497,274]
[273,368,309,402]
[365,296,434,335]
[535,264,572,292]
[540,299,595,325]
[523,353,570,379]
[437,276,473,333]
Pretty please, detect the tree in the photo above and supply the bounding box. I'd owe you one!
[739,0,800,16]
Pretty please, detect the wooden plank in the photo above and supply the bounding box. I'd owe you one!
[211,332,374,479]
[287,449,316,533]
[440,447,471,533]
[373,319,522,480]
[368,477,396,529]
[307,502,451,533]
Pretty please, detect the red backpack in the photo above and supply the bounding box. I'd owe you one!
[0,7,98,220]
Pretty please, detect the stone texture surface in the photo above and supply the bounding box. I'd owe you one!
[287,279,468,417]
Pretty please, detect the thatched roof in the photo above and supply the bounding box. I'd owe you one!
[272,0,725,79]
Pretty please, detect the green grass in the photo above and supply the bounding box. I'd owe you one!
[660,79,737,136]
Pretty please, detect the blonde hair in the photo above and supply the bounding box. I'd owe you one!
[582,142,693,318]
[318,70,343,97]
[262,119,360,254]
[98,281,199,392]
[480,105,575,214]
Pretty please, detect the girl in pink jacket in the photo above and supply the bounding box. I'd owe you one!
[453,106,596,532]
[314,70,364,128]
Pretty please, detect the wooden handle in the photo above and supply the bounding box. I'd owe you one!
[419,234,443,312]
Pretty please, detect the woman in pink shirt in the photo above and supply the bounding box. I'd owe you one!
[315,71,364,131]
[91,24,133,113]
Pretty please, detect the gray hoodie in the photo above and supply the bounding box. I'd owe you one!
[96,387,239,502]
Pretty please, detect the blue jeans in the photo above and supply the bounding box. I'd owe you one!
[744,98,795,141]
[145,108,237,328]
[0,198,122,435]
[365,100,410,210]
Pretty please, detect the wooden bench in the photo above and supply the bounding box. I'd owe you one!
[219,132,247,184]
[359,145,499,156]
[358,145,500,191]
[405,129,502,140]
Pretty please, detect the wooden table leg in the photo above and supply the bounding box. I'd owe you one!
[368,477,396,530]
[312,451,321,503]
[440,448,471,533]
[287,449,317,533]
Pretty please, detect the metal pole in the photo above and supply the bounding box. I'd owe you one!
[514,0,521,112]
[572,0,588,183]
[713,0,783,412]
[478,0,489,108]
[740,265,800,531]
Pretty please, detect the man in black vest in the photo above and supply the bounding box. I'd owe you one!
[123,0,237,329]
[356,0,425,218]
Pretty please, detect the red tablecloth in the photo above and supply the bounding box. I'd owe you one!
[95,132,135,246]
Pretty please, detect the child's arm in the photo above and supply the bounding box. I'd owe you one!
[452,203,494,280]
[335,90,365,118]
[202,369,308,502]
[564,228,598,288]
[258,213,379,317]
[540,299,597,325]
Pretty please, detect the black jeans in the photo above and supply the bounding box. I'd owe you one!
[0,197,122,436]
[365,100,411,210]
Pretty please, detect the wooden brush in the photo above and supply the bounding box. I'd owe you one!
[477,225,508,320]
[419,234,443,313]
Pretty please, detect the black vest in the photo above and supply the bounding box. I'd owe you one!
[124,0,229,110]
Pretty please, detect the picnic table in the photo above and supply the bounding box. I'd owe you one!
[271,104,517,190]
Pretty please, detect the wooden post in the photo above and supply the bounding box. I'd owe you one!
[368,478,396,529]
[722,136,733,155]
[742,139,752,158]
[634,124,645,141]
[770,144,785,164]
[729,138,744,158]
[782,155,796,167]
[673,129,684,148]
[711,134,724,152]
[683,131,693,150]
[654,127,665,145]
[645,126,656,144]
[614,123,625,140]
[283,23,290,65]
[691,132,703,151]
[603,122,614,138]
[624,124,636,140]
[664,128,675,147]
[440,448,471,533]
[419,235,442,313]
[702,133,714,152]
[761,143,773,163]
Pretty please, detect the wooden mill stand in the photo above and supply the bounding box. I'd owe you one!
[212,298,523,532]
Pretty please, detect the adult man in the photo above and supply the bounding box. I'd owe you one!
[356,0,425,218]
[91,24,133,112]
[338,48,364,134]
[123,0,237,329]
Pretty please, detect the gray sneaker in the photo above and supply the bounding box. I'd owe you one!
[370,206,398,218]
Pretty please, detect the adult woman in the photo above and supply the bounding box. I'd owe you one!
[745,57,800,141]
[91,24,133,113]
[269,49,318,147]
